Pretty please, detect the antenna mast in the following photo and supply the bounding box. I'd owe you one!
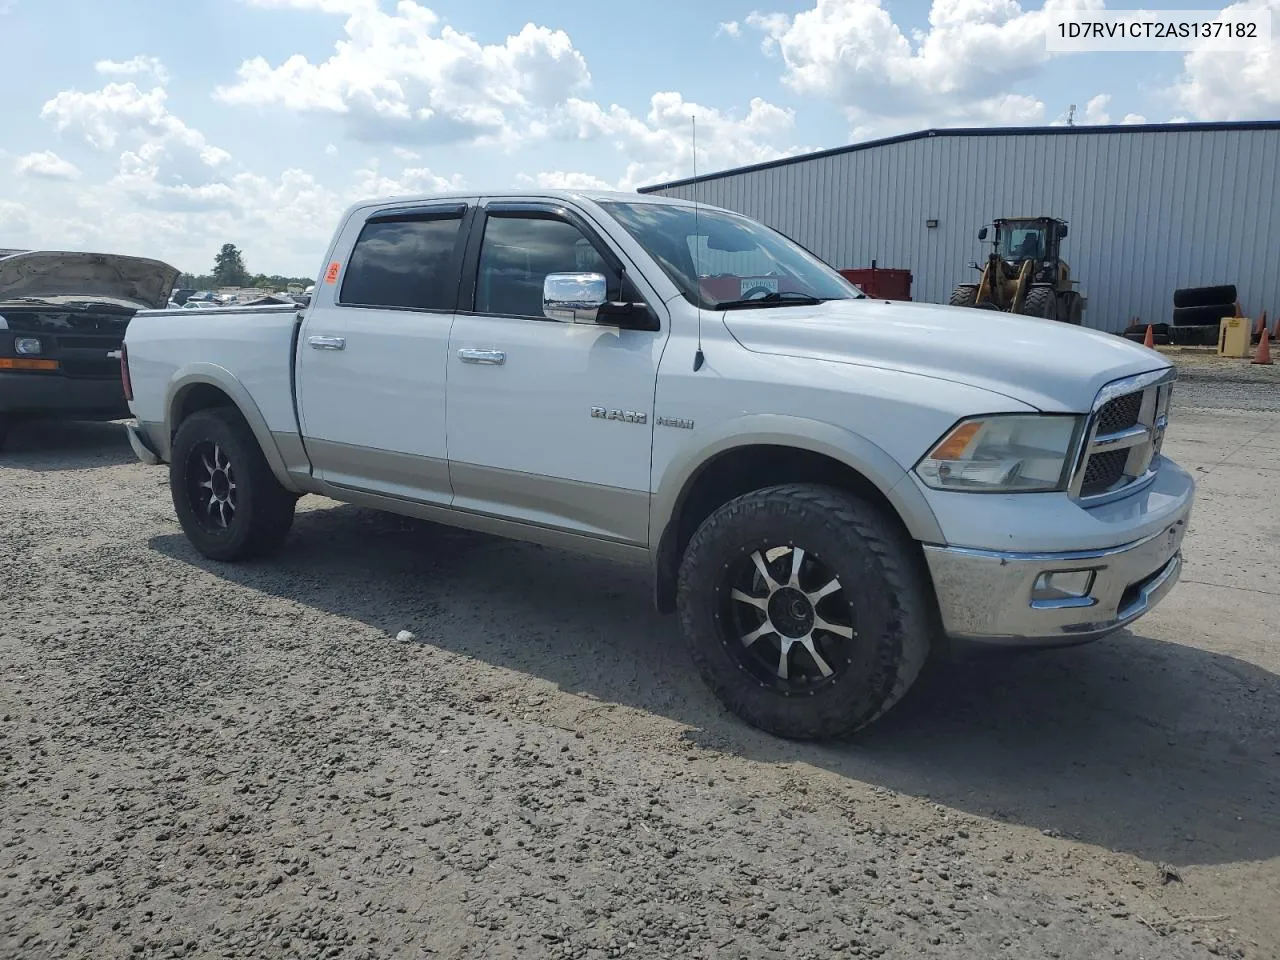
[691,114,705,372]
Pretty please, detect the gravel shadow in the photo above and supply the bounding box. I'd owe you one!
[149,501,1280,870]
[0,419,135,470]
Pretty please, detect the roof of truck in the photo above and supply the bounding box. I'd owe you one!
[350,188,703,209]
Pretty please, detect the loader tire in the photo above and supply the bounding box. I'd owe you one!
[1021,286,1056,319]
[949,285,978,308]
[1173,284,1237,309]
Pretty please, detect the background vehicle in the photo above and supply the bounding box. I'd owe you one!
[121,189,1192,741]
[0,249,178,448]
[950,216,1085,324]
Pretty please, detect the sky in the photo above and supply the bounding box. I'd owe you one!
[0,0,1275,278]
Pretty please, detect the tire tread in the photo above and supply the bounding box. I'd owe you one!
[677,483,934,740]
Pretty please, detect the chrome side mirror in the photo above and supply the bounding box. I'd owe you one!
[543,272,607,324]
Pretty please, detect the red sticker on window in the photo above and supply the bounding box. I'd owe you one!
[324,261,341,284]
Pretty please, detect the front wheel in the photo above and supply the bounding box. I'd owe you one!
[169,407,298,561]
[676,484,935,740]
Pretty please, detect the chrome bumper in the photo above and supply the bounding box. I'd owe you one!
[125,419,163,466]
[923,501,1191,646]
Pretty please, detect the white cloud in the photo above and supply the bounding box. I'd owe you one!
[515,170,615,190]
[14,151,81,180]
[1083,93,1111,124]
[215,2,592,145]
[1170,0,1279,120]
[716,20,741,37]
[40,81,230,172]
[747,0,1105,130]
[95,56,170,84]
[324,143,339,155]
[544,91,803,188]
[391,146,421,160]
[1121,112,1147,124]
[350,160,465,198]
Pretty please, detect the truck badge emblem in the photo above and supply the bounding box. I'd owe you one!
[591,406,647,425]
[656,416,695,430]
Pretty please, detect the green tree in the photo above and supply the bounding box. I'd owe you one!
[212,243,249,287]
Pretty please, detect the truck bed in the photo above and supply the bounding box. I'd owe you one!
[125,304,302,439]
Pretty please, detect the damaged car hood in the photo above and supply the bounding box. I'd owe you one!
[0,250,180,310]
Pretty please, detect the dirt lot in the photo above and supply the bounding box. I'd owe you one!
[2,386,1277,960]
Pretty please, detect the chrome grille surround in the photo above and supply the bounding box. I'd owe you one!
[1068,367,1176,503]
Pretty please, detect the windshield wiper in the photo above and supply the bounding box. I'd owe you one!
[713,291,827,310]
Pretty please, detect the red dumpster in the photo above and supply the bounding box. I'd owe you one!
[838,265,912,301]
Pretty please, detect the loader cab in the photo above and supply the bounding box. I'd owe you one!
[980,217,1068,284]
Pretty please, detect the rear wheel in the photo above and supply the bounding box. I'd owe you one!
[676,483,934,740]
[169,407,298,561]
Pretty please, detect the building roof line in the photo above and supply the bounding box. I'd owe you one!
[635,119,1280,193]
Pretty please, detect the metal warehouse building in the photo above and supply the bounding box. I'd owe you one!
[638,121,1280,333]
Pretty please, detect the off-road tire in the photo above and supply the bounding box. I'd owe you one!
[1021,285,1056,319]
[1173,284,1237,309]
[949,285,978,308]
[1172,304,1236,327]
[676,483,935,741]
[169,407,297,562]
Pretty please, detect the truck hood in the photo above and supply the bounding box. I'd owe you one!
[721,298,1170,412]
[0,250,180,310]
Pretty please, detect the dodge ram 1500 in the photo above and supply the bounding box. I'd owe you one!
[121,189,1194,740]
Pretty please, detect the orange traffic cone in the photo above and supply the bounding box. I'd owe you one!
[1254,325,1273,365]
[1143,323,1154,348]
[1234,299,1243,317]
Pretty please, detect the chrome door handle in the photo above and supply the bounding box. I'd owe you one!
[457,348,505,365]
[308,336,346,350]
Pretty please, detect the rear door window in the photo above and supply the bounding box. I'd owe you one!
[340,211,465,311]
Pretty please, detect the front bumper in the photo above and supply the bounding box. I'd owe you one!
[924,495,1191,646]
[0,371,129,420]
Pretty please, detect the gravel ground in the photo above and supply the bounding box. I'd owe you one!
[2,398,1276,960]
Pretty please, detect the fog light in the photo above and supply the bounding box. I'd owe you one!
[1032,569,1095,601]
[14,337,42,355]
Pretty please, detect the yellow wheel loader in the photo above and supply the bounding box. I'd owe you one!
[949,217,1085,324]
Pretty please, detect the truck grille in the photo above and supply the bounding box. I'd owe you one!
[1070,370,1174,501]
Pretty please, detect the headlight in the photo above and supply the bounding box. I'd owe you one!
[15,337,42,355]
[915,414,1082,492]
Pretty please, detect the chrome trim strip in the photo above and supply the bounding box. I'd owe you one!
[1090,366,1176,412]
[1091,424,1150,450]
[931,519,1177,564]
[1117,554,1180,620]
[1030,595,1098,610]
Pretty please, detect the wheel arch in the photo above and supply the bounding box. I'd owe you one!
[650,416,943,613]
[164,364,302,493]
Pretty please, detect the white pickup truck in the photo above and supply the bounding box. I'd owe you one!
[121,189,1193,740]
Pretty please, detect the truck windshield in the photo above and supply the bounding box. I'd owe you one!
[601,200,863,310]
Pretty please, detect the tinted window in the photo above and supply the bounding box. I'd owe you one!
[340,215,463,310]
[475,215,617,318]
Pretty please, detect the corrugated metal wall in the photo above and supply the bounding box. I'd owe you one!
[644,128,1280,333]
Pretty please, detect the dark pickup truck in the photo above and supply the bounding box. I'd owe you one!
[0,249,178,448]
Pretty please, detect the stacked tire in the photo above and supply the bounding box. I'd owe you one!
[1170,284,1237,346]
